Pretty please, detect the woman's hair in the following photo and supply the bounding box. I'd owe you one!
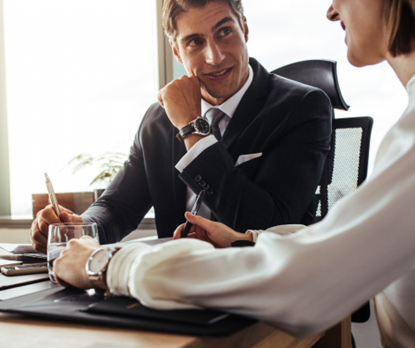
[162,0,245,41]
[385,0,415,56]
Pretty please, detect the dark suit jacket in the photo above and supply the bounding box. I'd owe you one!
[82,58,332,243]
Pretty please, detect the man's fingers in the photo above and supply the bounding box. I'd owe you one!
[31,239,47,254]
[59,211,83,224]
[58,205,75,214]
[38,206,61,226]
[31,227,48,248]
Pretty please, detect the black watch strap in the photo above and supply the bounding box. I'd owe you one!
[177,124,195,142]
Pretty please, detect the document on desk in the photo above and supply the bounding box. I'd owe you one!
[0,243,47,261]
[0,273,49,290]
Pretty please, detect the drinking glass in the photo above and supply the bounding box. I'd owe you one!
[47,222,99,283]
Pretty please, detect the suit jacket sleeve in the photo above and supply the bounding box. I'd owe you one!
[81,112,153,244]
[179,88,332,231]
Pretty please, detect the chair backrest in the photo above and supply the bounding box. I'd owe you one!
[272,60,350,111]
[272,60,373,223]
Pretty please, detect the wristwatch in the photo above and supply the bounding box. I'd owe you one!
[176,117,210,142]
[86,247,119,287]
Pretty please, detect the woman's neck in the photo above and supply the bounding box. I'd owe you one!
[387,43,415,87]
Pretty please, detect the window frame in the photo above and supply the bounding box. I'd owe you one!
[0,0,173,230]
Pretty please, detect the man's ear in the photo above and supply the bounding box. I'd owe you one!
[242,17,249,42]
[170,40,183,64]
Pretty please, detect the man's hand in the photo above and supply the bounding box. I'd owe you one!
[157,75,202,131]
[173,212,253,248]
[30,205,83,254]
[54,236,103,289]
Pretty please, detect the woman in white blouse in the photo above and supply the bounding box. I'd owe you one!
[55,0,415,346]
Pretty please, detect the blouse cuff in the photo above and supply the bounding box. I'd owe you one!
[106,243,151,297]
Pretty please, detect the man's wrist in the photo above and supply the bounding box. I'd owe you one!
[183,134,204,151]
[177,117,210,143]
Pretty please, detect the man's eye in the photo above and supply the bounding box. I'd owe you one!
[219,28,232,37]
[189,38,202,47]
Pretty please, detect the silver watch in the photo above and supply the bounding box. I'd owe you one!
[86,247,118,283]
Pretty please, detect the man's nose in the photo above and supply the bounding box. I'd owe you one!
[205,41,225,65]
[327,4,339,22]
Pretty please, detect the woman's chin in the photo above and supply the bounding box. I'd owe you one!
[347,50,384,68]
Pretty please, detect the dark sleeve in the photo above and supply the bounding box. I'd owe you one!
[81,118,152,244]
[179,89,332,232]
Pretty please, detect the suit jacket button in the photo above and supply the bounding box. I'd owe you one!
[206,188,213,195]
[194,175,202,183]
[198,180,206,188]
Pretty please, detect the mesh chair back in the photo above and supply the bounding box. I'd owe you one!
[315,117,373,222]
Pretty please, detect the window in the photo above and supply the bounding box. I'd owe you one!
[3,0,159,217]
[244,0,407,174]
[1,0,409,219]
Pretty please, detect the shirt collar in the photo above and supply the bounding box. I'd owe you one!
[406,73,415,97]
[201,64,254,120]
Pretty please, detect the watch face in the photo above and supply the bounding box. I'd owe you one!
[194,118,210,135]
[89,248,110,273]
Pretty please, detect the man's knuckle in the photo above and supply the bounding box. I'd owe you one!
[67,239,77,247]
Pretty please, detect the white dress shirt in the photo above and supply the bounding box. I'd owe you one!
[107,75,415,343]
[175,65,254,218]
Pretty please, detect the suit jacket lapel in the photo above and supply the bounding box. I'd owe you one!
[172,127,188,226]
[222,58,270,151]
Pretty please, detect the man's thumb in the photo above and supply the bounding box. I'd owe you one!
[60,211,83,224]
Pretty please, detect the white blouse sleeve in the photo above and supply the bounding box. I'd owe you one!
[107,88,415,338]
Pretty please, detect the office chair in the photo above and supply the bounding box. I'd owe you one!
[272,60,374,345]
[271,60,373,225]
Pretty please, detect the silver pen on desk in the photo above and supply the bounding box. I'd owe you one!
[44,173,61,218]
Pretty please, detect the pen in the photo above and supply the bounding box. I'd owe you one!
[44,173,61,218]
[181,189,206,238]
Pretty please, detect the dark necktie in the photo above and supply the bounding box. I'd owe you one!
[209,108,226,141]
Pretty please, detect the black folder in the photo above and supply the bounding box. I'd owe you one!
[0,286,256,336]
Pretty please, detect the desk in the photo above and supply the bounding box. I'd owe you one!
[0,244,351,348]
[0,312,350,348]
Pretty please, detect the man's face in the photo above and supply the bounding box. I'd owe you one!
[172,1,249,106]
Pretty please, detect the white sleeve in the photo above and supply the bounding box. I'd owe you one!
[247,224,306,242]
[175,135,217,172]
[106,107,415,338]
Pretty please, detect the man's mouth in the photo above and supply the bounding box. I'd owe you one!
[205,68,232,80]
[341,21,346,31]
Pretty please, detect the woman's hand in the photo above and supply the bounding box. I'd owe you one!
[173,212,252,248]
[54,236,103,289]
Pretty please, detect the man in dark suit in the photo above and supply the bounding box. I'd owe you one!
[30,0,331,250]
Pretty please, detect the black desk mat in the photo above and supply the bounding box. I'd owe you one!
[0,286,257,336]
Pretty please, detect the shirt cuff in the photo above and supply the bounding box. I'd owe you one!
[175,135,217,173]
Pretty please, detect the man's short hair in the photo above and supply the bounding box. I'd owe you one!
[385,0,415,56]
[162,0,245,42]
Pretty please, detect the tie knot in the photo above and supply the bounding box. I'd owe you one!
[208,108,226,127]
[207,108,226,141]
